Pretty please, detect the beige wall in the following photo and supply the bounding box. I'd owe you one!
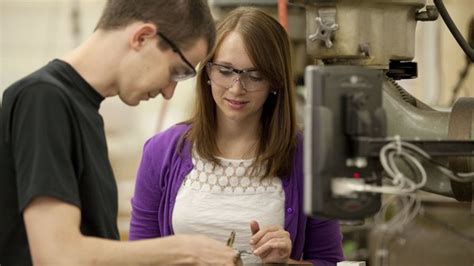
[438,0,474,105]
[400,0,474,107]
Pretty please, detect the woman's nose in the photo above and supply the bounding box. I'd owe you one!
[227,75,246,93]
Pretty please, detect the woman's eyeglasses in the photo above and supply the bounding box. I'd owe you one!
[207,62,269,92]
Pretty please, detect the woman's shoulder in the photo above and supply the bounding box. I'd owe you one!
[144,122,190,149]
[291,129,304,168]
[295,129,304,149]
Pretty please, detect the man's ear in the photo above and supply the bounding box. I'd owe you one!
[129,23,157,51]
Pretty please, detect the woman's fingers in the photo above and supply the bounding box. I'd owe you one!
[250,225,282,246]
[251,228,289,249]
[254,238,292,263]
[253,238,289,256]
[248,222,292,263]
[250,220,260,235]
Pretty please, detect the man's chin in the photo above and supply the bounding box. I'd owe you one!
[118,95,140,106]
[128,101,140,106]
[148,91,161,99]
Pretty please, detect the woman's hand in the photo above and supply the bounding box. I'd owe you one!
[249,220,292,263]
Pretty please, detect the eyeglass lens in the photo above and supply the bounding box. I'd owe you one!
[207,63,267,91]
[157,32,196,81]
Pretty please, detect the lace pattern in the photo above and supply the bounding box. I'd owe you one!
[183,152,282,194]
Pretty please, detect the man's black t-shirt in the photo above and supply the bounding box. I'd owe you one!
[0,60,119,265]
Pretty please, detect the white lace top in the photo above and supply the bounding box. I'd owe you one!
[172,151,285,264]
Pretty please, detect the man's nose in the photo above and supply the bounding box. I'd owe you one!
[162,81,177,99]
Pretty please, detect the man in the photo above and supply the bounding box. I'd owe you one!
[0,1,235,265]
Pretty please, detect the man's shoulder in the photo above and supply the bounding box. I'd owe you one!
[3,61,68,103]
[155,123,190,140]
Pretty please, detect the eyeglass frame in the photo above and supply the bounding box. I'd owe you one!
[206,62,269,92]
[156,31,197,81]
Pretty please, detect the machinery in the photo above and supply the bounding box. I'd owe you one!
[295,2,474,264]
[292,0,474,220]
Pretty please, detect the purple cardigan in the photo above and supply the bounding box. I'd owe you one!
[129,124,344,265]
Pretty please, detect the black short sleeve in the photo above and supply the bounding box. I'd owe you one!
[11,83,81,211]
[1,60,118,265]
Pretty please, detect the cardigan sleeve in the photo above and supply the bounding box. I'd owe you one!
[303,217,345,265]
[129,137,163,240]
[294,131,344,265]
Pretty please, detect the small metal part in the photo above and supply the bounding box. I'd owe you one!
[226,230,236,247]
[308,8,339,48]
[415,5,439,21]
[359,43,370,57]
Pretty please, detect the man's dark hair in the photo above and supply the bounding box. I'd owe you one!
[96,0,216,53]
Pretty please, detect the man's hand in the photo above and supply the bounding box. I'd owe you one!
[23,197,236,265]
[161,234,237,265]
[249,220,292,263]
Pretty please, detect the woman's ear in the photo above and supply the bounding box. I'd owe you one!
[129,23,157,51]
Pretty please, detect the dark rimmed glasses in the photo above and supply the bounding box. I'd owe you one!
[157,32,197,81]
[206,62,269,92]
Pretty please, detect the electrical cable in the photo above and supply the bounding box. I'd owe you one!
[376,137,428,194]
[433,0,474,62]
[359,135,473,264]
[383,137,474,183]
[374,193,422,266]
[449,17,474,105]
[375,194,421,232]
[334,136,474,197]
[449,59,471,105]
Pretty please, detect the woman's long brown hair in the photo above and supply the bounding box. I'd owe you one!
[180,6,297,178]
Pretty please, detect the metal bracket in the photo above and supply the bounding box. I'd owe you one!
[415,5,439,21]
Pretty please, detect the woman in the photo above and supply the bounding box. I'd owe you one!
[129,6,344,265]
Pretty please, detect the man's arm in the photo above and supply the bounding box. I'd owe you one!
[24,196,236,265]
